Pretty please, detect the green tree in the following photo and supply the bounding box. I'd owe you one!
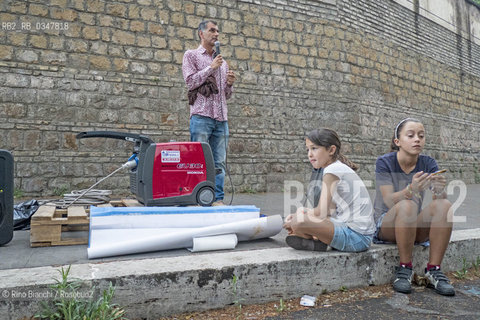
[470,0,480,7]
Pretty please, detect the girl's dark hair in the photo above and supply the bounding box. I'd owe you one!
[390,118,422,152]
[307,128,359,171]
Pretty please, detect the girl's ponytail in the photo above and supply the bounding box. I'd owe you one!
[337,153,359,171]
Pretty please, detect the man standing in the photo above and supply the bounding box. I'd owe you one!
[182,20,236,206]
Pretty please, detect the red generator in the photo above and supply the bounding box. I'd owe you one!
[76,131,216,206]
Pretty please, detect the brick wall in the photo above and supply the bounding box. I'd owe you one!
[0,0,479,197]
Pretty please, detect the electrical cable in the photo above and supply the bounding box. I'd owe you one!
[43,160,135,209]
[64,162,128,208]
[44,189,113,208]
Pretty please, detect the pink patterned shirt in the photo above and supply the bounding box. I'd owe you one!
[182,45,233,121]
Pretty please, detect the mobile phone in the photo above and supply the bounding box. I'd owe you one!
[431,169,447,176]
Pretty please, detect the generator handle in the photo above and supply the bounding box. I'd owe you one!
[76,131,153,144]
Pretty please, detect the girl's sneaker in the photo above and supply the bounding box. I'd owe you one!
[393,266,413,294]
[425,267,455,296]
[285,235,328,251]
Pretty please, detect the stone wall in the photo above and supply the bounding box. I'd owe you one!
[0,0,479,197]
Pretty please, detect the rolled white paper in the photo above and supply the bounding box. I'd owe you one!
[87,215,283,259]
[188,234,238,252]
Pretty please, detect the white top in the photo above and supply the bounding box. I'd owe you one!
[323,161,376,235]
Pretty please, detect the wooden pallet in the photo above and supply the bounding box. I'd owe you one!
[30,205,90,247]
[30,199,143,247]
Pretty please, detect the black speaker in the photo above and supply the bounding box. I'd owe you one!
[0,150,14,245]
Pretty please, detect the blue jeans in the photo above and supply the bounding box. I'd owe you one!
[329,222,372,252]
[190,115,229,201]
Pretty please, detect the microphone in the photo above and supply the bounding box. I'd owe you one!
[213,41,221,58]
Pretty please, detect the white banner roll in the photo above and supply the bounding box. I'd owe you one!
[188,234,238,252]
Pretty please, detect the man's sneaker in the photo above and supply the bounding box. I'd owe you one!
[393,266,413,294]
[425,267,455,296]
[212,200,225,206]
[285,235,328,251]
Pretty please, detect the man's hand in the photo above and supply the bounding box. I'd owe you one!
[226,70,236,86]
[211,54,223,69]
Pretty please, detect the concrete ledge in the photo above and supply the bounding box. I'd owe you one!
[1,228,479,319]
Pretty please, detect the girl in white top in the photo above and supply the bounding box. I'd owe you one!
[283,128,375,252]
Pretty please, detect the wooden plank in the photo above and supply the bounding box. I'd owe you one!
[30,224,61,243]
[97,203,113,207]
[54,208,67,218]
[31,242,54,248]
[63,225,89,232]
[31,205,55,221]
[68,206,88,218]
[109,200,125,207]
[31,237,88,247]
[122,199,143,207]
[50,238,88,246]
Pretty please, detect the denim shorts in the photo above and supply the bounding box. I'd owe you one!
[330,223,372,252]
[372,213,430,247]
